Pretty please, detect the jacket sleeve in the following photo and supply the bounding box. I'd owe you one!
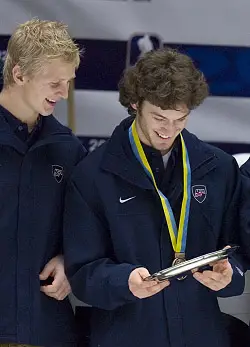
[63,170,140,310]
[216,256,245,298]
[54,139,88,258]
[239,158,250,261]
[74,136,88,163]
[216,157,246,297]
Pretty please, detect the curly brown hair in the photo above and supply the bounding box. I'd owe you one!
[118,47,209,114]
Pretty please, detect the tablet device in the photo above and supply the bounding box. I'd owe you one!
[144,246,239,282]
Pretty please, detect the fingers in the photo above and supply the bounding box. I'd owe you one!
[40,278,71,300]
[128,267,170,299]
[130,268,160,289]
[39,255,64,281]
[40,264,71,301]
[39,255,69,300]
[39,262,54,280]
[193,267,232,291]
[137,267,151,280]
[193,271,220,289]
[145,280,170,295]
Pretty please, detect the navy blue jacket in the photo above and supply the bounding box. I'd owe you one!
[0,111,86,347]
[64,117,245,347]
[239,159,250,260]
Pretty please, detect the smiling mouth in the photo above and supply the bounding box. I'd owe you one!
[156,131,171,139]
[45,98,57,106]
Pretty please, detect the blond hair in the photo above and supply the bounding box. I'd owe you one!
[3,18,81,87]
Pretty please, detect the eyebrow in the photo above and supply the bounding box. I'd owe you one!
[151,111,189,120]
[51,76,76,82]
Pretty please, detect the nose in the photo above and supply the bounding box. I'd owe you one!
[59,82,69,100]
[160,121,176,137]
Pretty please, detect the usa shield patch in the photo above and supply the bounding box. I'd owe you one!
[192,185,207,203]
[52,165,64,183]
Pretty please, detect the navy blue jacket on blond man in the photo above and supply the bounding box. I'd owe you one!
[0,105,87,347]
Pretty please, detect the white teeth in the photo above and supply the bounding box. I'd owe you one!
[47,98,56,103]
[157,132,170,139]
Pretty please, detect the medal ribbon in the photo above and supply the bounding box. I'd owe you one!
[129,120,191,253]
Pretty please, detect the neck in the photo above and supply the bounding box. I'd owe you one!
[160,148,171,156]
[0,88,38,130]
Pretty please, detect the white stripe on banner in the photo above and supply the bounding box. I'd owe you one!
[55,91,250,143]
[0,0,249,46]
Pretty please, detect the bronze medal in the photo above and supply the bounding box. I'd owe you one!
[172,254,187,280]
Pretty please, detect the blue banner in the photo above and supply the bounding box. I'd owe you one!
[1,35,250,96]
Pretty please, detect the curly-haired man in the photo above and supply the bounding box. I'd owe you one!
[64,48,245,347]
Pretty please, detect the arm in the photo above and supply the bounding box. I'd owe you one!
[63,175,139,310]
[194,157,246,297]
[39,140,87,300]
[63,171,170,310]
[239,159,250,260]
[217,157,246,297]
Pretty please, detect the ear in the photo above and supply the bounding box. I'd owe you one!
[12,65,26,85]
[130,103,138,110]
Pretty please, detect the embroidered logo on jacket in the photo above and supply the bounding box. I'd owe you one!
[52,165,64,183]
[119,196,136,204]
[192,185,207,203]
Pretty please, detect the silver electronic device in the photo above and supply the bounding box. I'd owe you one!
[144,246,239,282]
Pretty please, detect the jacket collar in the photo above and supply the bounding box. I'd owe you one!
[101,116,218,189]
[0,110,72,155]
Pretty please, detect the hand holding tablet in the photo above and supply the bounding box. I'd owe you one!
[144,246,239,282]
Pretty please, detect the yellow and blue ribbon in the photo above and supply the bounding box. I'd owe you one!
[129,120,191,253]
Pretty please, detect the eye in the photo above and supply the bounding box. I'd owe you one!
[154,117,163,122]
[177,117,186,123]
[51,82,60,88]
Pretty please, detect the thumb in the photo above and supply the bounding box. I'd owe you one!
[137,267,151,280]
[39,262,54,280]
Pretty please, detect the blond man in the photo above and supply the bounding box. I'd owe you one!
[0,19,86,347]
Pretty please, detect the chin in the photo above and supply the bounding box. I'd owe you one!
[154,140,171,149]
[152,144,169,152]
[40,110,52,117]
[157,143,173,153]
